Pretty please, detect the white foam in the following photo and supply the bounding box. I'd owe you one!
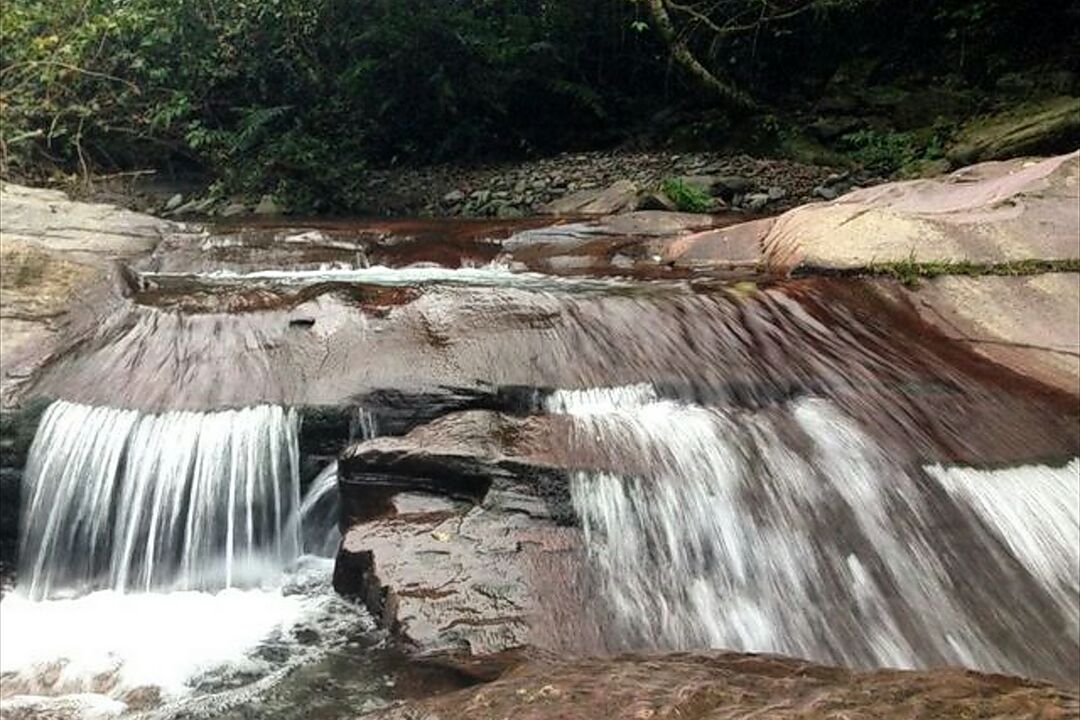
[0,587,306,700]
[140,263,637,291]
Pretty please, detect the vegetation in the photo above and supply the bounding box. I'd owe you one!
[1,0,1077,211]
[865,256,1080,288]
[660,177,713,212]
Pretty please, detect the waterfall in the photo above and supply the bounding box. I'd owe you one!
[297,462,341,557]
[549,386,1080,685]
[298,407,377,557]
[17,400,302,599]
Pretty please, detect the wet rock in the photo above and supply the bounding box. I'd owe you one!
[339,410,576,522]
[539,179,638,216]
[891,273,1080,396]
[368,651,1080,720]
[335,502,600,657]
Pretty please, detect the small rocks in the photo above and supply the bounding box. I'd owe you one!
[164,193,184,212]
[331,150,840,218]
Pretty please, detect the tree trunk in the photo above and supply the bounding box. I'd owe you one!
[644,0,756,111]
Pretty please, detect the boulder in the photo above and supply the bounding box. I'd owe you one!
[673,152,1079,273]
[949,96,1080,166]
[539,179,638,216]
[335,501,599,658]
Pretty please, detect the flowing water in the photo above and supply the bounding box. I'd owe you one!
[2,224,1078,716]
[18,401,302,599]
[549,386,1080,685]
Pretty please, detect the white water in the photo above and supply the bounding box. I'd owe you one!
[927,459,1080,633]
[0,401,355,716]
[549,386,1080,682]
[296,462,342,558]
[0,586,307,698]
[139,262,641,292]
[18,401,302,599]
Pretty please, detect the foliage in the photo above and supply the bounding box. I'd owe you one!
[836,124,951,175]
[1,0,1076,210]
[660,177,713,212]
[0,0,664,211]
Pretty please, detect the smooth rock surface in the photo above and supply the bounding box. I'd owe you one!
[0,183,180,406]
[896,273,1080,394]
[678,152,1079,272]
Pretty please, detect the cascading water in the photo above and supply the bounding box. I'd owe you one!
[2,399,367,716]
[549,386,1080,686]
[297,408,378,557]
[18,401,302,599]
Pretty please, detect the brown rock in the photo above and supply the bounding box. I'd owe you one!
[367,652,1080,720]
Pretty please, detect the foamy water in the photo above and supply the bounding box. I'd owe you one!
[0,587,306,697]
[549,385,1080,684]
[139,262,642,292]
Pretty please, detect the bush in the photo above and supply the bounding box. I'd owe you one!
[0,0,665,210]
[660,177,713,213]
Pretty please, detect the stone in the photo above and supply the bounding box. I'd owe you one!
[716,175,753,196]
[253,194,282,215]
[763,152,1080,272]
[813,185,839,200]
[744,193,771,211]
[164,193,184,211]
[0,183,180,407]
[221,202,249,217]
[808,115,862,140]
[495,204,524,219]
[539,179,638,216]
[442,189,465,204]
[767,186,787,201]
[635,191,678,212]
[368,652,1080,720]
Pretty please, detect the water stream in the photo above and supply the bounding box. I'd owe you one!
[2,236,1078,716]
[549,387,1079,683]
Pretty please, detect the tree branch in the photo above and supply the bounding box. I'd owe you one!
[644,0,756,110]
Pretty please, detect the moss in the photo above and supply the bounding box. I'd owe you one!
[864,256,1080,288]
